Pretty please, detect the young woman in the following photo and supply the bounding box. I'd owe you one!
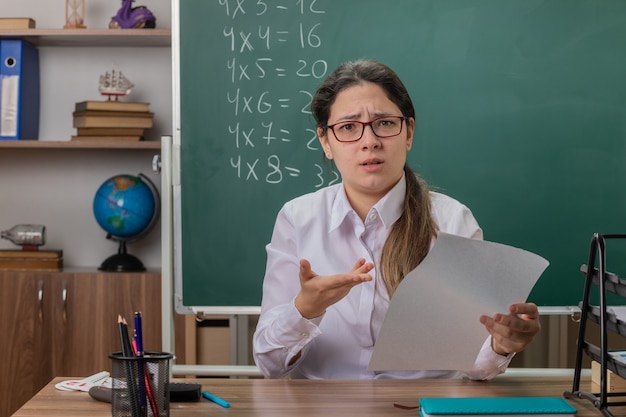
[253,59,540,379]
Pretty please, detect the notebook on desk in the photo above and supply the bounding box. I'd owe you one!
[419,397,576,417]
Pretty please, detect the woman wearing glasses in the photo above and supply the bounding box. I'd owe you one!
[253,59,540,379]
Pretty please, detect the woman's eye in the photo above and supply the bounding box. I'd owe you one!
[338,123,355,131]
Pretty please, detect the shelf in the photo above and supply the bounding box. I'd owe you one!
[583,342,626,380]
[0,28,171,47]
[565,234,626,417]
[0,140,161,150]
[586,304,626,337]
[582,264,626,298]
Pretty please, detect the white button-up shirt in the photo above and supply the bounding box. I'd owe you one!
[253,176,513,379]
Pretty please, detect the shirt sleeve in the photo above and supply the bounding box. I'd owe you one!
[431,192,483,240]
[462,337,515,380]
[253,300,323,378]
[252,203,323,378]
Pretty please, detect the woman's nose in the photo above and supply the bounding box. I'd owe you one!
[360,125,381,148]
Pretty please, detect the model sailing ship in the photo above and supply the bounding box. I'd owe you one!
[99,70,135,100]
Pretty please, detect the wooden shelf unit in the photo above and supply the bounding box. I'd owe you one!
[0,28,172,417]
[0,28,171,47]
[0,140,161,150]
[0,29,169,148]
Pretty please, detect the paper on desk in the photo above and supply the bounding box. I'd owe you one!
[368,232,549,372]
[608,306,626,322]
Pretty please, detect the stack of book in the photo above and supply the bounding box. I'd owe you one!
[71,100,153,142]
[0,249,63,271]
[591,360,626,392]
[0,18,36,29]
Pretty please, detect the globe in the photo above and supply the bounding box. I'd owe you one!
[93,173,160,271]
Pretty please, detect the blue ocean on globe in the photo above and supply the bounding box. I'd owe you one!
[93,174,156,239]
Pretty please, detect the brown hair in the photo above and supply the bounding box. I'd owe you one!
[381,166,438,296]
[311,59,438,296]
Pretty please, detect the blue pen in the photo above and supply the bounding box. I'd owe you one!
[134,312,144,356]
[134,312,147,411]
[202,391,230,408]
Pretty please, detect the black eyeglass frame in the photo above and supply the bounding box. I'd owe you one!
[325,116,408,143]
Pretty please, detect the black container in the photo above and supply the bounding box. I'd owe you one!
[108,351,173,417]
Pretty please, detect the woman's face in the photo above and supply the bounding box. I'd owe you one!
[318,81,414,205]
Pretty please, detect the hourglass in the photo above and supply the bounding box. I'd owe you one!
[64,0,86,28]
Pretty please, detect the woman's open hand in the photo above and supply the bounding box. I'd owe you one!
[294,258,374,319]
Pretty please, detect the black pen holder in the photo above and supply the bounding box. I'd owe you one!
[109,351,173,417]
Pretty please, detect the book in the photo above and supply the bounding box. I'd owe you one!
[73,110,153,118]
[77,127,145,136]
[75,100,150,113]
[71,135,142,142]
[591,360,626,392]
[73,114,153,129]
[419,397,576,417]
[0,18,36,29]
[0,249,63,271]
[0,249,63,260]
[0,258,62,271]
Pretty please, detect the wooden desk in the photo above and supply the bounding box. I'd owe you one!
[14,376,602,416]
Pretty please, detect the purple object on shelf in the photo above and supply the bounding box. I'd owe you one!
[109,0,156,29]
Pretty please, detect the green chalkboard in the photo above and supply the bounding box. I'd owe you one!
[174,0,626,310]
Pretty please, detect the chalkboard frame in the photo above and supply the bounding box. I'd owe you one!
[173,0,626,312]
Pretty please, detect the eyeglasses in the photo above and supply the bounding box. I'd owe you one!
[326,116,408,143]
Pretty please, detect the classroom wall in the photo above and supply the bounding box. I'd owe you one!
[1,0,172,268]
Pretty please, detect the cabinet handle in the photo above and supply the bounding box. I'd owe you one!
[37,280,44,323]
[62,280,68,324]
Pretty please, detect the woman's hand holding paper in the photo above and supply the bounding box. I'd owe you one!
[480,302,541,356]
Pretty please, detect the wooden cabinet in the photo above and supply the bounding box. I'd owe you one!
[0,272,53,417]
[0,270,161,417]
[52,271,162,375]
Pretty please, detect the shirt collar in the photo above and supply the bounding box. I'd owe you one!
[329,174,406,231]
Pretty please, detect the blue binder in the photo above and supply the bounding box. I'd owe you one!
[0,39,40,140]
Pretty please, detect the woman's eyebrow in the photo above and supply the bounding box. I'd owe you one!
[333,111,396,122]
[332,113,362,122]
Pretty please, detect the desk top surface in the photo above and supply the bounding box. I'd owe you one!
[14,376,602,417]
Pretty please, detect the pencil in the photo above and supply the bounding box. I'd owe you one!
[118,315,142,417]
[132,338,159,417]
[118,314,133,357]
[119,316,134,357]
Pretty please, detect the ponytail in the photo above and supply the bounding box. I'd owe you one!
[380,166,438,296]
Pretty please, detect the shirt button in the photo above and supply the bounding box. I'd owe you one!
[300,333,309,339]
[369,213,377,221]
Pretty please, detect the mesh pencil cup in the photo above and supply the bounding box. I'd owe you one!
[109,351,173,417]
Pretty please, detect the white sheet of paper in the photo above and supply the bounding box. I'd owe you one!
[368,232,549,372]
[608,306,626,322]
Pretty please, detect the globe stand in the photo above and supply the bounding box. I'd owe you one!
[98,240,146,272]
